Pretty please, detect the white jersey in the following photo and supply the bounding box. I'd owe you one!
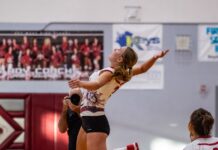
[184,136,218,150]
[80,67,123,116]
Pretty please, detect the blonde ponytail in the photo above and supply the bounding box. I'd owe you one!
[113,47,137,82]
[113,66,133,82]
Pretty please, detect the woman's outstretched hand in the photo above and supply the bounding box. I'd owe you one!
[154,49,169,59]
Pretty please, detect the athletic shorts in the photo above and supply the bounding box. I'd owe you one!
[81,115,110,135]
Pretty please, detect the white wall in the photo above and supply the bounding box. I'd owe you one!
[1,0,218,23]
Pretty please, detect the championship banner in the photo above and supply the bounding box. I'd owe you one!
[121,64,164,90]
[113,24,163,62]
[0,31,104,80]
[113,24,163,89]
[198,25,218,61]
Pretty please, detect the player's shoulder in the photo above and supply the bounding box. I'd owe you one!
[183,140,199,150]
[101,67,115,73]
[99,67,115,75]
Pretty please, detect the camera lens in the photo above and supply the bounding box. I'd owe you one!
[69,94,81,105]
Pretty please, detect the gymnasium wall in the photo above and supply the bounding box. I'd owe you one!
[0,23,217,150]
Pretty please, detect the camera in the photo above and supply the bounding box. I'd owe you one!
[68,88,82,106]
[69,94,81,106]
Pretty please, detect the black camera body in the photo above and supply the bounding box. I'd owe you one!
[69,94,81,106]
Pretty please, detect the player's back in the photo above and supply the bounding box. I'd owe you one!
[184,136,218,150]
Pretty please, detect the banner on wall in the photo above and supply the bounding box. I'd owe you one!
[121,64,164,90]
[0,31,104,80]
[113,24,164,89]
[113,24,163,62]
[198,25,218,61]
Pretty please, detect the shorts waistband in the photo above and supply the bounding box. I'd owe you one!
[80,106,104,113]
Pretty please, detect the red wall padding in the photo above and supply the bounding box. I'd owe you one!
[0,93,69,150]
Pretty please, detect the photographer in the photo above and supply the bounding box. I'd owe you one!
[58,88,82,150]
